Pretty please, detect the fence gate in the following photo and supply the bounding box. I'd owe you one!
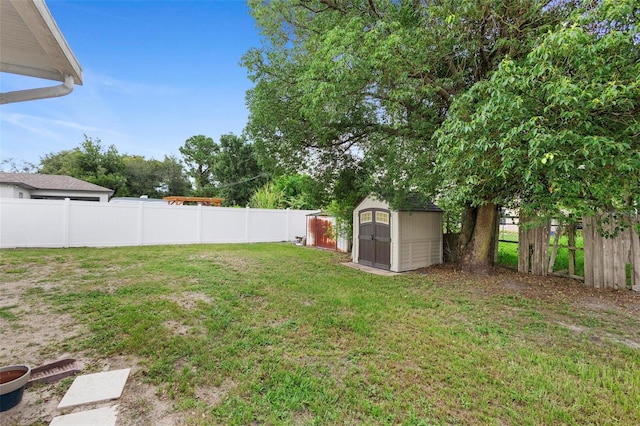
[517,217,551,276]
[309,216,336,250]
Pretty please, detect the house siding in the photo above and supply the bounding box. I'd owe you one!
[0,184,28,199]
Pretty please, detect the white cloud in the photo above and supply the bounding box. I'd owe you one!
[85,70,187,96]
[1,112,127,139]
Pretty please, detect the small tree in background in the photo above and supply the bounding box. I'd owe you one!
[179,134,219,196]
[214,134,266,206]
[159,155,192,197]
[249,182,285,209]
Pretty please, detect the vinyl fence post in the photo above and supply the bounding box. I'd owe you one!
[197,204,203,244]
[63,198,70,248]
[245,206,251,242]
[137,201,144,246]
[286,208,291,241]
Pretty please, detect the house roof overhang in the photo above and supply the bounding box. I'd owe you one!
[0,0,82,103]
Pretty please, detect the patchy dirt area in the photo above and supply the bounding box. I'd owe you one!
[0,280,181,426]
[2,257,638,425]
[418,263,640,311]
[414,263,640,348]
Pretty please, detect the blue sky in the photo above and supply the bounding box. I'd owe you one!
[0,0,261,166]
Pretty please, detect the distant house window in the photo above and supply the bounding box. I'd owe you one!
[18,192,23,199]
[375,211,390,225]
[30,195,100,202]
[360,211,373,224]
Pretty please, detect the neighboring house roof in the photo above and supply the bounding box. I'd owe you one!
[0,172,113,194]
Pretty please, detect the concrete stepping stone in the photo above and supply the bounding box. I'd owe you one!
[57,368,130,409]
[50,405,118,426]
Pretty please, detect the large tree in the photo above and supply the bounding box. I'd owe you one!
[436,0,639,237]
[213,134,267,206]
[243,0,573,272]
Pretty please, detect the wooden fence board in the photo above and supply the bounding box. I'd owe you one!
[583,214,639,291]
[583,216,594,287]
[508,212,637,292]
[568,225,576,276]
[630,217,640,291]
[612,233,625,290]
[603,219,615,289]
[517,215,549,276]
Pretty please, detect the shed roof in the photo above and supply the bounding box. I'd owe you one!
[0,172,113,194]
[0,0,82,85]
[375,193,443,212]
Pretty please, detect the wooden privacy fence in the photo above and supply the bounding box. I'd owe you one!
[517,219,551,276]
[513,213,639,291]
[583,214,640,291]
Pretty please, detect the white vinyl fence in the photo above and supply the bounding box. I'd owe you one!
[0,198,317,249]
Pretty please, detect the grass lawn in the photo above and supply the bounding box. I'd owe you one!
[1,243,639,425]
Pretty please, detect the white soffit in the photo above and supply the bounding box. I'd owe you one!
[0,0,82,85]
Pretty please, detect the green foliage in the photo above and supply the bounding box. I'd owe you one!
[158,155,192,196]
[244,0,574,268]
[249,174,324,210]
[120,154,191,198]
[272,174,325,210]
[39,135,191,198]
[249,182,285,209]
[436,0,639,222]
[214,134,266,207]
[244,0,569,198]
[39,135,128,196]
[0,158,37,173]
[120,155,163,198]
[326,161,372,239]
[179,135,219,195]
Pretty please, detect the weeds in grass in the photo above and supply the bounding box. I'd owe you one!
[2,243,638,424]
[0,305,18,322]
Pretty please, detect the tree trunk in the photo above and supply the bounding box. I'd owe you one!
[457,202,499,274]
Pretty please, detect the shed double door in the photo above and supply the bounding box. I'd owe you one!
[358,209,391,270]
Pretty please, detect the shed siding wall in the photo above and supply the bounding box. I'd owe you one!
[352,210,359,263]
[395,211,443,272]
[355,197,389,211]
[390,211,400,272]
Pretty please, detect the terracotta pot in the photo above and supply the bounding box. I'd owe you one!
[0,365,31,412]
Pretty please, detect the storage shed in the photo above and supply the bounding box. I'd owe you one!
[352,194,443,272]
